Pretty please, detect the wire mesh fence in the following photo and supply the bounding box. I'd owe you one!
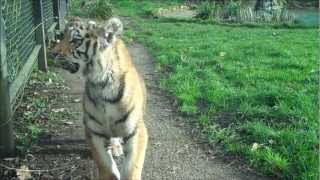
[1,0,37,82]
[43,0,54,31]
[0,0,68,157]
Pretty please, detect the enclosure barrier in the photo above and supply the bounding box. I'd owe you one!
[0,0,68,157]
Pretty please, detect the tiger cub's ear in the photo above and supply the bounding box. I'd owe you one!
[98,18,123,49]
[87,20,97,31]
[104,18,123,43]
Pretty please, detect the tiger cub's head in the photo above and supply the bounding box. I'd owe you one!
[50,17,123,73]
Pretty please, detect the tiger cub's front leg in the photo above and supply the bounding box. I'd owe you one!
[85,127,120,180]
[122,122,148,180]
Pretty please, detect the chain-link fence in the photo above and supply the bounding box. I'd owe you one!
[43,0,55,31]
[0,0,68,157]
[0,0,62,82]
[1,0,37,82]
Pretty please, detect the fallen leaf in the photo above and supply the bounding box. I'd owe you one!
[52,108,65,113]
[16,165,32,180]
[24,111,32,116]
[3,157,17,161]
[251,142,261,151]
[63,121,74,126]
[45,78,53,86]
[268,139,275,144]
[219,52,226,57]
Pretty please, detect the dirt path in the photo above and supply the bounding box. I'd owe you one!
[30,41,268,180]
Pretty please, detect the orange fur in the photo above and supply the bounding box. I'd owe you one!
[51,18,148,180]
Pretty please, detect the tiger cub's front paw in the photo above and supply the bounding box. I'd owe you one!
[109,138,124,157]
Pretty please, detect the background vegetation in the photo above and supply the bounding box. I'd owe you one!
[68,0,318,179]
[69,0,113,19]
[194,0,318,5]
[196,1,295,25]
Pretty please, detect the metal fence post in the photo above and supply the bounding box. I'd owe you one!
[0,17,15,158]
[54,0,67,31]
[53,0,60,29]
[34,0,48,72]
[59,0,67,30]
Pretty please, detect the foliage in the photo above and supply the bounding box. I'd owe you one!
[110,0,183,17]
[14,66,73,153]
[111,0,319,179]
[69,0,113,19]
[195,0,318,7]
[196,0,295,24]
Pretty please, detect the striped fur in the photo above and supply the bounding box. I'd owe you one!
[51,17,148,180]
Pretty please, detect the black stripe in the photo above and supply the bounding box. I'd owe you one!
[76,49,86,58]
[115,107,134,125]
[85,110,103,126]
[103,73,126,103]
[88,128,109,139]
[73,50,81,59]
[71,38,83,48]
[85,83,97,107]
[83,63,90,75]
[72,51,78,59]
[123,127,137,144]
[75,29,80,36]
[73,34,81,40]
[92,42,98,57]
[84,40,90,59]
[88,72,112,88]
[88,60,93,68]
[83,121,109,139]
[83,60,93,75]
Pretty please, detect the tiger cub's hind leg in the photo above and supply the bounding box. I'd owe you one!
[85,127,120,180]
[122,122,148,180]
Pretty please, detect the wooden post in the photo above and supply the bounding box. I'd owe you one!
[34,0,48,72]
[0,17,15,157]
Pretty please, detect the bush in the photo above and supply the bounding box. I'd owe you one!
[196,1,217,19]
[69,0,113,19]
[196,0,295,24]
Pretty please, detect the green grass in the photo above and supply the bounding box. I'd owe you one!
[111,0,184,17]
[69,0,113,19]
[111,1,318,179]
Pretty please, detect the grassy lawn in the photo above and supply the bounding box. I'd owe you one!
[111,1,318,179]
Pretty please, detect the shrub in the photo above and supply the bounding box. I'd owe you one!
[196,1,217,19]
[69,0,113,19]
[196,0,295,24]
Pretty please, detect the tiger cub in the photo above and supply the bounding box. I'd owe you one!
[51,17,148,180]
